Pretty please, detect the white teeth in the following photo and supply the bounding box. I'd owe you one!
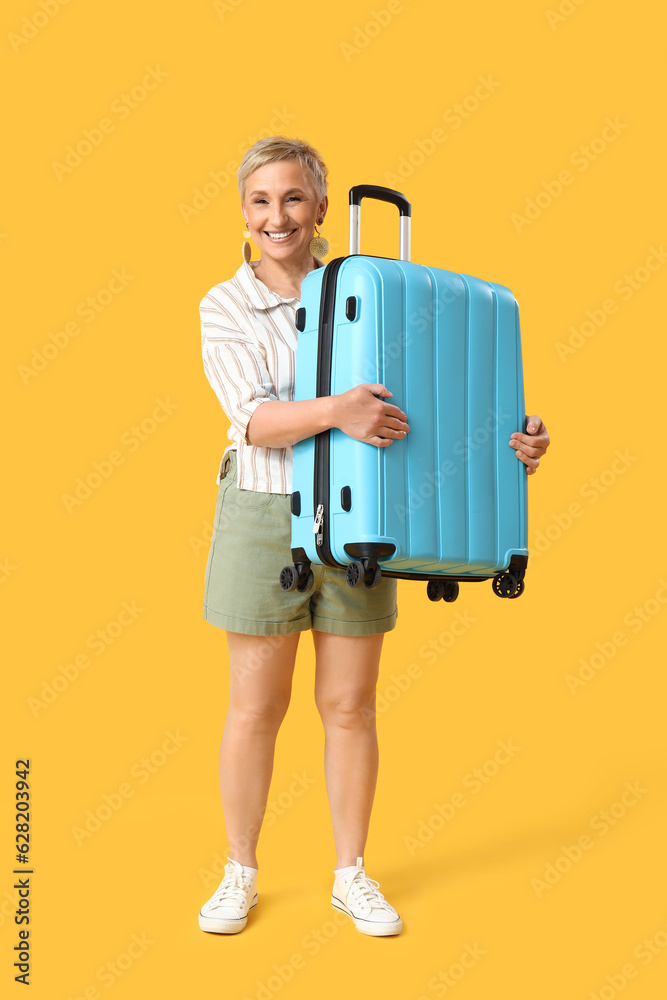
[266,230,295,240]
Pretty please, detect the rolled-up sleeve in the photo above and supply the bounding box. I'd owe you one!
[200,290,277,443]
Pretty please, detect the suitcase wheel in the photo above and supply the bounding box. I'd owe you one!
[492,573,519,598]
[280,565,299,592]
[507,579,525,599]
[364,566,382,590]
[346,560,365,588]
[296,569,315,593]
[427,580,459,602]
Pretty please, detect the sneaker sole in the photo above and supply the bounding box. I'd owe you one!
[198,897,257,934]
[331,897,402,936]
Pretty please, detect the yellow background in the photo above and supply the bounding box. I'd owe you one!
[3,0,666,997]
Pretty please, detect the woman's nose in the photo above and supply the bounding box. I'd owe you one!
[269,204,289,226]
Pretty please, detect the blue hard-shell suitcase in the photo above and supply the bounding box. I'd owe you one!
[279,185,529,603]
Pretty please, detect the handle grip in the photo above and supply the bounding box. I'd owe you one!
[348,185,411,261]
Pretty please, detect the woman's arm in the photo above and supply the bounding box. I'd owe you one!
[246,383,411,449]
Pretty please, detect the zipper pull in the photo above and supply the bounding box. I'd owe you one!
[313,503,324,546]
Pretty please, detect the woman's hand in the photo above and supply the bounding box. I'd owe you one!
[509,415,550,475]
[331,384,410,447]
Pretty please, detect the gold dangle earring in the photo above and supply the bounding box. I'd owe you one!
[309,217,329,260]
[242,221,252,263]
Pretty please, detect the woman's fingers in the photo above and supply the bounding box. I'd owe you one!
[515,451,540,473]
[383,413,410,432]
[509,415,550,474]
[382,401,408,421]
[366,383,393,398]
[508,438,542,459]
[336,384,410,444]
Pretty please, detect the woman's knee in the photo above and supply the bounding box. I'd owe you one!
[315,691,376,730]
[226,697,290,734]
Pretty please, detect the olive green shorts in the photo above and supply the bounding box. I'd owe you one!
[203,450,398,637]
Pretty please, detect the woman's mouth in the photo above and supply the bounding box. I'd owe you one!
[264,229,297,242]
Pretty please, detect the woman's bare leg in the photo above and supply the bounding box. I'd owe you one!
[219,631,301,868]
[312,630,385,869]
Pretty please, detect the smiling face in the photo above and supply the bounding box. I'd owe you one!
[242,159,328,264]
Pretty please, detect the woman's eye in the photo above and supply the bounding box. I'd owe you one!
[252,196,300,204]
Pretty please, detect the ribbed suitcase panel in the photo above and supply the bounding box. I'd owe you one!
[386,263,471,570]
[430,268,469,569]
[462,275,497,570]
[329,260,390,563]
[385,260,440,567]
[400,264,439,572]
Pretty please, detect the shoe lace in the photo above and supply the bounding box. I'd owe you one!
[210,861,252,907]
[348,871,393,912]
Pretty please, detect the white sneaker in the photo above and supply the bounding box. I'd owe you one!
[198,858,258,934]
[331,857,402,936]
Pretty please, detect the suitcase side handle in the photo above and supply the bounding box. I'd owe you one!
[348,185,411,262]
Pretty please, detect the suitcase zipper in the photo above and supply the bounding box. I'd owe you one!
[313,503,324,546]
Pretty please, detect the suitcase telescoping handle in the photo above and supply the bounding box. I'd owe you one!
[348,185,412,262]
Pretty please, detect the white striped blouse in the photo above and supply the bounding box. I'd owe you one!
[200,259,325,493]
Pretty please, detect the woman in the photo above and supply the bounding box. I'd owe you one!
[198,136,550,938]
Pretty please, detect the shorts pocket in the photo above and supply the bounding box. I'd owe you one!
[223,486,276,509]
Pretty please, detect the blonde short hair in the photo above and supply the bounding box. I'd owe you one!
[238,136,328,204]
